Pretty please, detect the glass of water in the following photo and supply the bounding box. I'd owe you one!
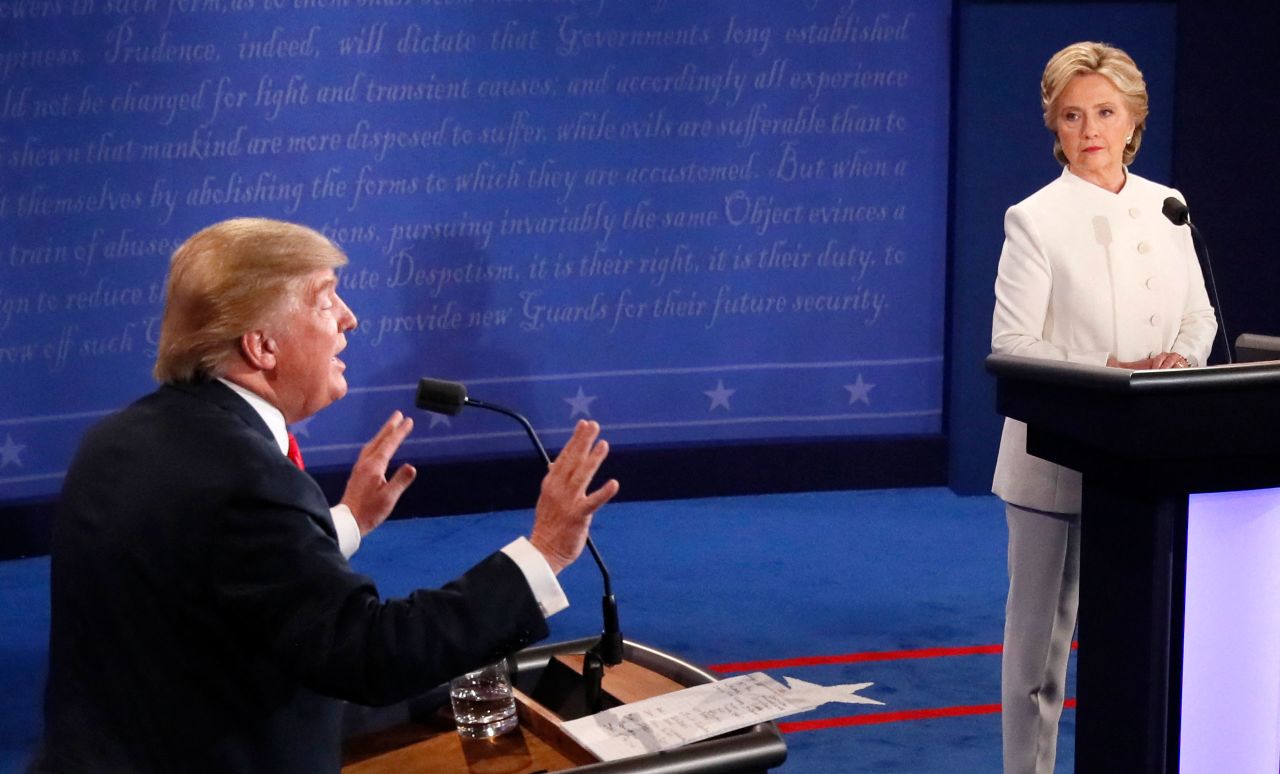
[449,660,518,739]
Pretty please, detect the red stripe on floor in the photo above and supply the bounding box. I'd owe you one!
[778,698,1077,733]
[714,643,1080,731]
[779,702,1002,732]
[710,644,1002,674]
[710,641,1079,674]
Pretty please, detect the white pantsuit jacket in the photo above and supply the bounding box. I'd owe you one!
[991,167,1217,513]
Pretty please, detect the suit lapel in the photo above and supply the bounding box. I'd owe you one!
[163,379,339,542]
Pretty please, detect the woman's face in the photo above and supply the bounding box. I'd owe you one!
[1053,72,1136,188]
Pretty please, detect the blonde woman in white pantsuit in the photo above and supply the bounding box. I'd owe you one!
[991,41,1217,774]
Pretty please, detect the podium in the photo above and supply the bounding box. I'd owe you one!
[987,354,1280,773]
[341,637,788,773]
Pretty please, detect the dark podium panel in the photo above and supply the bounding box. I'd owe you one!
[987,354,1280,773]
[342,637,788,773]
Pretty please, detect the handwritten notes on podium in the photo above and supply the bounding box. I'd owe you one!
[562,672,882,762]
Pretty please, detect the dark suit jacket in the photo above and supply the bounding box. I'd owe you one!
[39,379,548,772]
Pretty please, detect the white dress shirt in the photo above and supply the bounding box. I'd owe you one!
[218,378,568,616]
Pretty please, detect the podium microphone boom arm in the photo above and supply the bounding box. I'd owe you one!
[415,378,624,672]
[463,396,616,603]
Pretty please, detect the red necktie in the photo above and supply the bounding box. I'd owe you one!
[286,432,305,470]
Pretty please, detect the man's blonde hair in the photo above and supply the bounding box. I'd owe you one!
[1042,41,1149,166]
[153,218,348,383]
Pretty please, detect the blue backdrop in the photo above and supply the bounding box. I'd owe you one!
[1,1,951,501]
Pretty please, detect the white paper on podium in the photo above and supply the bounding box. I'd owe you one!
[560,672,883,762]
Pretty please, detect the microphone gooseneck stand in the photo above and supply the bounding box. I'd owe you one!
[1162,196,1233,363]
[415,379,622,713]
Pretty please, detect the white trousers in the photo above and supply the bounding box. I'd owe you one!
[1001,503,1080,774]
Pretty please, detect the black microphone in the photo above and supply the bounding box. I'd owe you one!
[414,378,624,709]
[1162,196,1232,363]
[1161,196,1189,226]
[415,377,467,415]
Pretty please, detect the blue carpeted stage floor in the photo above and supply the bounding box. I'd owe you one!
[0,488,1076,772]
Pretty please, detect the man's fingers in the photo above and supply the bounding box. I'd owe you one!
[583,478,620,513]
[571,438,611,489]
[380,412,414,448]
[529,420,618,574]
[386,414,414,452]
[542,420,615,507]
[386,463,417,497]
[367,411,402,447]
[552,424,609,488]
[557,420,598,467]
[555,432,606,475]
[361,412,414,468]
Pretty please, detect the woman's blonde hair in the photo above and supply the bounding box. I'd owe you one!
[153,218,347,383]
[1042,41,1149,166]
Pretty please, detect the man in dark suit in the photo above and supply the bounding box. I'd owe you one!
[38,218,619,772]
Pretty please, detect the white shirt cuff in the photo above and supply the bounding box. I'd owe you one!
[501,537,569,618]
[330,504,362,559]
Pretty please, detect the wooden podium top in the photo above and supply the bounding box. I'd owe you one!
[344,707,585,774]
[343,654,690,773]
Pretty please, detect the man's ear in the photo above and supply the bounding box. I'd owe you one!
[239,330,278,371]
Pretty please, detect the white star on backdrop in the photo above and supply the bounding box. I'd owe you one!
[564,386,598,418]
[844,374,875,405]
[289,417,315,437]
[704,379,735,412]
[0,434,26,469]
